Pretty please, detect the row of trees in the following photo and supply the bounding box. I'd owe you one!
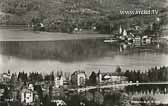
[12,65,168,85]
[124,66,168,82]
[12,71,68,83]
[8,65,168,85]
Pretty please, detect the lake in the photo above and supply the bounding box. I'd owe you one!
[0,37,168,75]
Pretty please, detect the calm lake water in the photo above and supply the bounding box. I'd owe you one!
[0,38,168,74]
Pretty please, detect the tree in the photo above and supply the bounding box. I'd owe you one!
[10,73,17,85]
[64,72,70,80]
[116,66,122,75]
[17,71,28,82]
[43,94,50,105]
[89,71,97,85]
[85,92,94,102]
[94,91,104,105]
[120,93,130,106]
[50,71,55,82]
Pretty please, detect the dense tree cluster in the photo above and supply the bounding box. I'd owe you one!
[29,72,43,82]
[124,66,168,82]
[17,71,28,82]
[88,71,97,86]
[17,71,55,83]
[7,65,168,85]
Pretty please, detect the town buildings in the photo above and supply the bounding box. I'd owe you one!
[0,69,129,106]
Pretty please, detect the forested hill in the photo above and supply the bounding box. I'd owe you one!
[0,0,167,33]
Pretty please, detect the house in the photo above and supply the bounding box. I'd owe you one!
[142,36,152,44]
[21,88,34,105]
[50,86,61,99]
[51,99,67,106]
[146,38,152,44]
[10,90,18,102]
[0,88,4,99]
[42,87,50,98]
[63,80,70,89]
[21,84,34,105]
[133,36,141,46]
[2,70,11,82]
[55,75,64,88]
[127,33,134,41]
[119,25,122,34]
[97,72,128,84]
[50,85,65,99]
[97,71,102,84]
[0,75,2,83]
[28,84,34,91]
[123,29,127,36]
[71,71,86,87]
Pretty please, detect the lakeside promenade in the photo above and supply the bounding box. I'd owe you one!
[74,82,168,92]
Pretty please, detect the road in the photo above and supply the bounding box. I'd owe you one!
[75,82,168,92]
[0,29,112,41]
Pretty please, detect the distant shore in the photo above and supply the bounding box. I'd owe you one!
[0,28,112,41]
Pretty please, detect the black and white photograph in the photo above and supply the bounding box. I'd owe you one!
[0,0,168,106]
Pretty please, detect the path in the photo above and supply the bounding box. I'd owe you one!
[74,82,168,92]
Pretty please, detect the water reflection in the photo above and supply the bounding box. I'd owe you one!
[126,84,168,95]
[66,89,130,106]
[126,84,168,104]
[0,39,168,74]
[67,84,168,106]
[0,39,167,62]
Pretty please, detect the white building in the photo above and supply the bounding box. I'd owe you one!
[77,72,86,86]
[55,76,64,88]
[2,71,11,82]
[28,84,34,91]
[97,71,128,84]
[0,88,4,97]
[103,75,127,84]
[71,71,86,87]
[133,36,141,46]
[123,29,127,36]
[119,25,122,34]
[21,88,33,105]
[51,99,67,106]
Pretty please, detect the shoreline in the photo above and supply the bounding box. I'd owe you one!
[0,28,112,41]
